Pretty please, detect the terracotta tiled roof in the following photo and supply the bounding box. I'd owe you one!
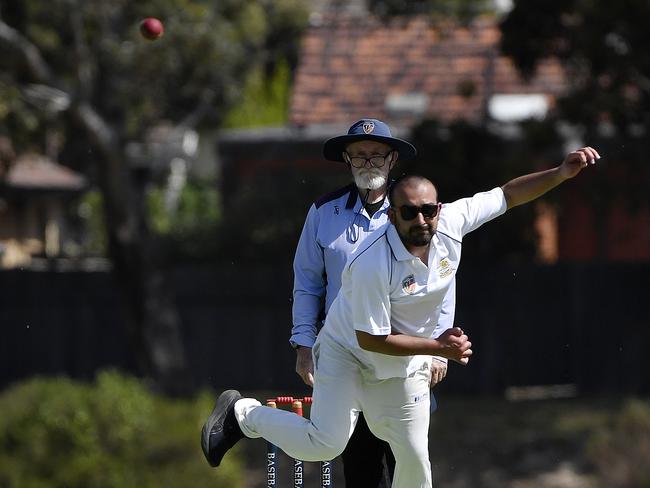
[289,15,567,127]
[2,153,86,191]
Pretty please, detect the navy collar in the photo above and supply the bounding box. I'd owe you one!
[345,187,389,211]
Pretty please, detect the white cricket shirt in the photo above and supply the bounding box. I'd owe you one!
[291,183,456,349]
[320,187,508,379]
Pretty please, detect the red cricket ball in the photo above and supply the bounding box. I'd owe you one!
[140,17,164,40]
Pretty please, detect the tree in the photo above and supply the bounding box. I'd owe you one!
[401,119,564,265]
[500,0,650,210]
[0,0,308,394]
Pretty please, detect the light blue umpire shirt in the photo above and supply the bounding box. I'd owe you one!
[291,183,456,357]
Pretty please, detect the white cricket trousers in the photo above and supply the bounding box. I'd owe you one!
[234,334,433,488]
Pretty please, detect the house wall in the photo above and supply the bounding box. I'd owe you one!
[0,195,75,268]
[217,135,650,263]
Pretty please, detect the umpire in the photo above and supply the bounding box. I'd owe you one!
[289,118,454,486]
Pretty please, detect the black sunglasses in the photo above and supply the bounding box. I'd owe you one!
[393,203,441,220]
[344,151,393,168]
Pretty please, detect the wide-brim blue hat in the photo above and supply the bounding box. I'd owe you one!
[323,118,417,163]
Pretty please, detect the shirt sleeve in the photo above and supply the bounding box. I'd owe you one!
[439,187,508,240]
[349,246,392,336]
[291,204,325,348]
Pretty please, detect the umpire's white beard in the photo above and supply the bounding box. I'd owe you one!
[352,169,387,191]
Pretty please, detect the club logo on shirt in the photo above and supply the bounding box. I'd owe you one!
[438,258,455,278]
[402,274,416,294]
[334,205,339,215]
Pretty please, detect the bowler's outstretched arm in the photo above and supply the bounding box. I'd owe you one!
[502,146,600,209]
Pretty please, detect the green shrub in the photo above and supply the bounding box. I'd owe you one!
[0,371,243,488]
[588,399,650,488]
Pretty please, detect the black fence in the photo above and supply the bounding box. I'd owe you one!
[1,263,648,396]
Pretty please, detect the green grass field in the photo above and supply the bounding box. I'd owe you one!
[2,376,648,487]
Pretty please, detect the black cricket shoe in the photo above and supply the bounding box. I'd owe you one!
[201,389,244,467]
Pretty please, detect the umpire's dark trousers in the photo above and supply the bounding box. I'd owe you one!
[341,412,395,487]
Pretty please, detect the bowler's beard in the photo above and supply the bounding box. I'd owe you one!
[400,223,435,247]
[352,169,387,190]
